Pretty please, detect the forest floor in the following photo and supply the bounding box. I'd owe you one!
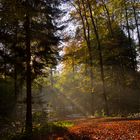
[43,117,140,140]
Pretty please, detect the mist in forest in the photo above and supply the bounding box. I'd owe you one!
[28,65,140,121]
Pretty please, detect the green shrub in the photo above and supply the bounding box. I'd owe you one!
[9,121,74,140]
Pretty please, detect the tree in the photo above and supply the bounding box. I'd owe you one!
[0,0,64,135]
[22,0,62,134]
[73,0,94,94]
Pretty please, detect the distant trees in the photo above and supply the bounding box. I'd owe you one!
[67,0,139,115]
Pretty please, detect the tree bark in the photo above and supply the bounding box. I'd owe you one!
[25,8,32,135]
[13,21,18,99]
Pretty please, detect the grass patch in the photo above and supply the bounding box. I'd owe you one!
[52,121,74,128]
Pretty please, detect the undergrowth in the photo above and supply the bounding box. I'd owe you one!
[9,121,74,140]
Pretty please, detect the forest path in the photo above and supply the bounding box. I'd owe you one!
[54,118,140,140]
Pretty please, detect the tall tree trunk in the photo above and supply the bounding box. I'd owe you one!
[101,0,113,36]
[14,65,17,98]
[4,47,6,80]
[84,47,88,75]
[14,22,18,99]
[81,0,94,93]
[25,9,32,135]
[50,68,54,88]
[131,0,140,48]
[72,50,75,74]
[77,0,94,114]
[124,0,136,71]
[87,0,109,116]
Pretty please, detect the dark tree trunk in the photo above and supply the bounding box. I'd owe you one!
[25,10,32,135]
[14,64,17,98]
[14,22,18,99]
[4,48,6,80]
[124,1,136,71]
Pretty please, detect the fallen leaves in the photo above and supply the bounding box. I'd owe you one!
[67,118,140,140]
[37,118,140,140]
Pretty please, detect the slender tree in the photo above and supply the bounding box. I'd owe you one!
[124,0,136,71]
[72,0,95,114]
[131,0,140,48]
[86,0,109,116]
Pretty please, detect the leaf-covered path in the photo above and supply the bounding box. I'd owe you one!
[56,118,140,140]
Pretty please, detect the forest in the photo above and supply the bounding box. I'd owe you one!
[0,0,140,140]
